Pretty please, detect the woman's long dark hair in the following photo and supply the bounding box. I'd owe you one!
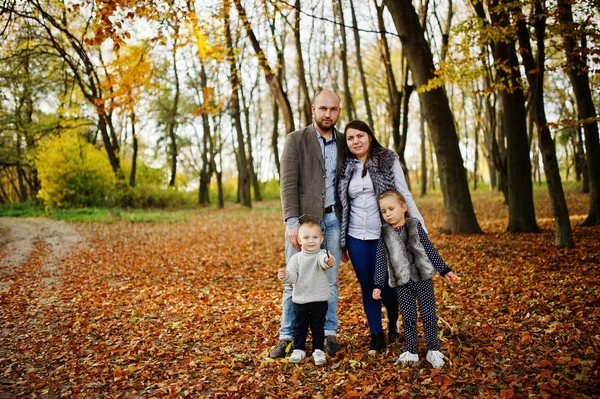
[343,120,385,177]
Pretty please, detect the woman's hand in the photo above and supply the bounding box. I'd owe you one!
[372,288,382,300]
[341,250,350,262]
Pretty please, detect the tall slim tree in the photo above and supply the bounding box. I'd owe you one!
[375,2,403,161]
[26,0,122,177]
[264,1,285,177]
[516,1,573,247]
[473,0,539,232]
[234,0,295,134]
[224,0,251,207]
[557,0,600,226]
[166,31,180,188]
[350,0,374,128]
[240,76,262,201]
[383,0,482,234]
[334,0,356,121]
[294,0,311,126]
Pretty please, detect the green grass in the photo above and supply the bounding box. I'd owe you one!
[46,208,194,223]
[0,202,45,218]
[0,203,195,223]
[1,179,587,223]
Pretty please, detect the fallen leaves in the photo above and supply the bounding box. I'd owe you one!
[1,191,599,398]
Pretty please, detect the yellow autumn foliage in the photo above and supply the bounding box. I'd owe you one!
[36,132,116,208]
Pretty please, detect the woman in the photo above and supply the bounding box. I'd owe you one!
[338,120,426,353]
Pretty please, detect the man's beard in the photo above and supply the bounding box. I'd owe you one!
[316,119,335,132]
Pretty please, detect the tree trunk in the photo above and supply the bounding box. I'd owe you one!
[212,113,225,209]
[383,0,482,234]
[420,102,427,197]
[271,100,281,179]
[294,0,312,126]
[225,0,251,208]
[241,81,262,202]
[482,0,539,232]
[557,0,600,226]
[16,134,27,202]
[516,1,573,247]
[266,9,284,179]
[234,0,295,134]
[478,74,498,191]
[167,38,180,188]
[0,175,8,204]
[335,0,356,121]
[473,127,479,190]
[97,114,121,174]
[429,136,436,191]
[577,126,590,192]
[350,0,374,128]
[198,62,212,205]
[129,111,138,188]
[400,71,414,169]
[472,5,510,201]
[375,1,403,163]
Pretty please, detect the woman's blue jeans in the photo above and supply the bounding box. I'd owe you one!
[346,235,398,335]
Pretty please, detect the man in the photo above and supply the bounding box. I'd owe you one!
[270,89,344,358]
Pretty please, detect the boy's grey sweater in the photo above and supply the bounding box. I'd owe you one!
[281,249,332,304]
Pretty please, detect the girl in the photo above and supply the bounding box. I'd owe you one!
[373,190,458,368]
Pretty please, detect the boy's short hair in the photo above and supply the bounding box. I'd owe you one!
[299,220,322,233]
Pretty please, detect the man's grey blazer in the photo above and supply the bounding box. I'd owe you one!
[280,123,344,223]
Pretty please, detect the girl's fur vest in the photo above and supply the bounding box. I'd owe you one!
[381,217,437,287]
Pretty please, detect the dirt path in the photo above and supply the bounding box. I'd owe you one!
[0,218,84,398]
[0,217,83,293]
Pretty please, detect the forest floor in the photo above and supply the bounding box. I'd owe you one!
[0,188,599,398]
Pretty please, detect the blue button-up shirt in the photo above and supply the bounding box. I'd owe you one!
[316,126,338,210]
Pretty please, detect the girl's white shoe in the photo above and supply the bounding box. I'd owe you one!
[394,351,420,365]
[426,350,445,368]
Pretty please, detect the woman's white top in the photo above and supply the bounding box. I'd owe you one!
[347,158,426,241]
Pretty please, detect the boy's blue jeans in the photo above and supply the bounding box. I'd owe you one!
[279,212,341,340]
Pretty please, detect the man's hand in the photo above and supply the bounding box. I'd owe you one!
[372,288,382,300]
[324,255,334,267]
[288,227,300,250]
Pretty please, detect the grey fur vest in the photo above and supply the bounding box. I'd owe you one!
[339,148,398,249]
[381,217,437,287]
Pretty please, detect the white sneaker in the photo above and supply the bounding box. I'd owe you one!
[426,350,445,368]
[312,349,326,366]
[288,349,306,363]
[394,351,420,365]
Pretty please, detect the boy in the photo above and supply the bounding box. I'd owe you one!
[278,220,335,365]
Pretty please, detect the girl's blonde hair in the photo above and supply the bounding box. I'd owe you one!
[379,190,411,217]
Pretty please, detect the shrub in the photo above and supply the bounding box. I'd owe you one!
[36,132,116,208]
[109,184,196,209]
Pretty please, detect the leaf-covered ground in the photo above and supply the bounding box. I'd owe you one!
[1,190,599,398]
